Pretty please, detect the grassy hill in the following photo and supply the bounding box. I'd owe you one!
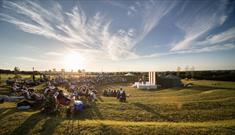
[0,80,235,134]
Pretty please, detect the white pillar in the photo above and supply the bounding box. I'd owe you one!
[152,72,154,85]
[153,72,155,85]
[149,72,151,84]
[150,72,153,84]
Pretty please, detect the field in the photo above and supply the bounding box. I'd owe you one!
[0,79,235,135]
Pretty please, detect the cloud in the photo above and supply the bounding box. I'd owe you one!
[0,0,140,60]
[1,0,232,62]
[143,43,235,59]
[0,0,177,61]
[206,27,235,44]
[104,0,128,10]
[170,0,230,51]
[45,52,63,56]
[15,56,38,62]
[136,0,178,44]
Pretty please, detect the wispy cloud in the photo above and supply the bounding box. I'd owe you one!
[45,52,63,56]
[0,0,177,61]
[0,0,233,62]
[15,56,38,62]
[205,27,235,45]
[104,0,128,10]
[0,0,139,60]
[143,43,235,59]
[135,0,178,44]
[171,0,230,51]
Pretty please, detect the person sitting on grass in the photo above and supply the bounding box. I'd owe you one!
[56,90,75,113]
[103,89,107,96]
[119,88,126,102]
[89,90,96,102]
[56,90,71,106]
[116,90,120,99]
[43,90,57,113]
[28,89,45,107]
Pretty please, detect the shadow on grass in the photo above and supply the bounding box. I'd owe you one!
[72,101,103,120]
[133,102,173,121]
[0,107,16,120]
[0,86,11,95]
[97,96,104,102]
[40,116,63,135]
[11,112,45,135]
[99,124,120,135]
[133,102,161,115]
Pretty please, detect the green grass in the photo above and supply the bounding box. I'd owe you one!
[182,79,235,89]
[0,74,41,86]
[0,80,235,134]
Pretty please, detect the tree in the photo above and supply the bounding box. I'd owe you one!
[190,66,195,79]
[14,66,20,74]
[61,69,65,73]
[177,66,181,77]
[185,66,190,79]
[13,67,21,78]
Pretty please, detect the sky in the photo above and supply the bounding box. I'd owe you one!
[0,0,235,72]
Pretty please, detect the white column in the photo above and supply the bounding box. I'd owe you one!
[152,72,154,85]
[149,72,151,84]
[151,72,153,84]
[153,72,155,85]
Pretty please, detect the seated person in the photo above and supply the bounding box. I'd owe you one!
[12,83,20,92]
[28,89,45,107]
[103,89,107,96]
[43,90,57,113]
[56,90,71,106]
[74,100,84,111]
[116,90,120,99]
[17,100,32,110]
[89,91,96,102]
[119,90,126,102]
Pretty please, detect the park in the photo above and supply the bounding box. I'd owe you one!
[0,71,235,135]
[1,0,235,134]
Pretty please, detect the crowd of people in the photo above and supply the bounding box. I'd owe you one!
[0,74,128,114]
[103,88,127,102]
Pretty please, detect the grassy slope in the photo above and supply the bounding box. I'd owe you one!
[0,80,235,134]
[182,79,235,89]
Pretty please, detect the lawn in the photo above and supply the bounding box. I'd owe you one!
[0,80,235,134]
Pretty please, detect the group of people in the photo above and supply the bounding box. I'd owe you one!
[1,74,129,114]
[103,88,127,102]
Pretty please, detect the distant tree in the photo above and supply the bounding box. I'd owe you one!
[185,66,190,79]
[177,66,181,77]
[52,68,56,73]
[14,67,20,74]
[190,66,195,79]
[82,69,85,73]
[78,69,81,73]
[13,67,21,79]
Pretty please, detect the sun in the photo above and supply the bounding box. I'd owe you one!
[63,52,85,71]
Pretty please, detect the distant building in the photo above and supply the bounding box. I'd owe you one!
[133,72,182,89]
[158,74,182,88]
[133,72,157,89]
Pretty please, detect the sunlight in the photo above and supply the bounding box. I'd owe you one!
[63,52,85,71]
